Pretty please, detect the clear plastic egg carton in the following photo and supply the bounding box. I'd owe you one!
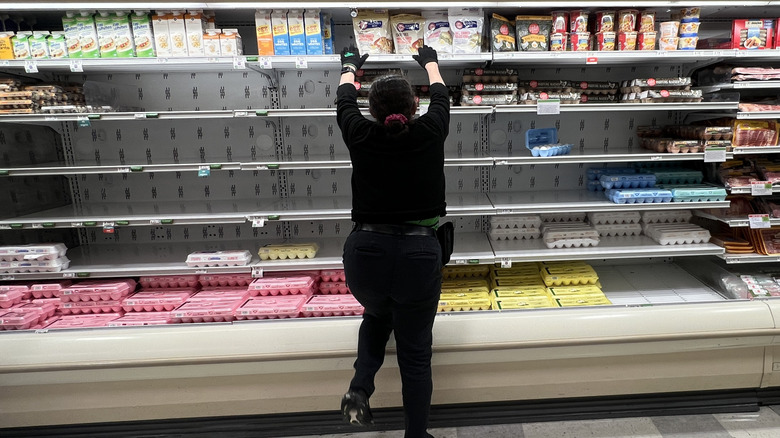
[0,290,24,309]
[11,302,57,324]
[541,224,600,248]
[541,213,587,223]
[60,279,137,303]
[319,281,351,295]
[107,312,174,326]
[0,243,67,262]
[198,273,253,287]
[643,223,712,245]
[0,257,70,273]
[649,170,704,185]
[44,313,122,329]
[489,228,542,241]
[666,185,728,202]
[442,265,490,279]
[593,223,644,237]
[234,295,308,320]
[599,174,657,189]
[301,295,364,317]
[641,210,692,224]
[186,250,252,267]
[439,292,492,312]
[30,280,73,298]
[587,211,641,225]
[190,289,250,302]
[490,215,542,230]
[587,167,636,181]
[258,243,319,261]
[121,290,196,312]
[248,275,316,296]
[60,300,124,314]
[321,269,346,282]
[171,299,244,323]
[0,311,40,330]
[605,188,673,204]
[139,275,199,289]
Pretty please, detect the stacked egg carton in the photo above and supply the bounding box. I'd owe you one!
[588,212,643,237]
[0,243,70,273]
[518,80,580,104]
[590,166,674,204]
[640,210,711,245]
[620,77,701,104]
[586,167,637,191]
[115,275,200,326]
[540,261,612,307]
[460,68,519,106]
[0,300,58,330]
[172,287,251,323]
[439,277,492,312]
[258,243,319,260]
[490,263,556,310]
[318,269,350,295]
[489,215,542,241]
[442,265,490,280]
[59,279,137,316]
[648,168,727,203]
[239,271,319,320]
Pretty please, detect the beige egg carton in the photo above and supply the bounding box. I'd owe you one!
[258,243,319,260]
[541,223,600,249]
[641,210,692,224]
[643,223,711,245]
[489,228,541,241]
[587,211,641,225]
[593,223,644,237]
[490,215,542,230]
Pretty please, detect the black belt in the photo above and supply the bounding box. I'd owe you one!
[355,222,436,237]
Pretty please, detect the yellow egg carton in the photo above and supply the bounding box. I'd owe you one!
[539,260,592,268]
[492,276,546,289]
[492,286,551,298]
[258,243,319,260]
[541,267,599,287]
[490,263,540,277]
[438,292,492,312]
[493,295,556,310]
[442,278,490,289]
[555,295,612,307]
[441,286,491,295]
[548,285,604,297]
[442,265,490,279]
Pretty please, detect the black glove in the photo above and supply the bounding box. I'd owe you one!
[341,47,369,74]
[412,45,438,69]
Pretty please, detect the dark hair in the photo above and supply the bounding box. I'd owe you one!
[368,75,416,136]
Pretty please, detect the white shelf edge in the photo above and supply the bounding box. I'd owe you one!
[717,253,780,264]
[732,146,780,155]
[694,211,780,228]
[737,111,780,120]
[494,102,738,113]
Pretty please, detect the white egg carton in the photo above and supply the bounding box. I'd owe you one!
[542,224,600,249]
[643,223,711,245]
[0,256,70,273]
[490,215,542,230]
[593,223,643,237]
[185,250,252,267]
[489,228,542,241]
[641,210,692,224]
[541,213,587,223]
[0,243,68,262]
[587,211,641,225]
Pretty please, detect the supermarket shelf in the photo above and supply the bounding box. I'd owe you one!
[487,191,730,214]
[492,149,730,165]
[494,102,739,114]
[717,253,780,264]
[737,111,780,120]
[491,49,780,66]
[694,211,780,227]
[0,161,243,176]
[597,263,726,306]
[732,146,780,155]
[728,186,780,195]
[491,235,724,263]
[698,82,780,94]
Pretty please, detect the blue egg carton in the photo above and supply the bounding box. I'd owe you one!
[526,128,573,158]
[605,188,673,204]
[647,170,704,185]
[587,180,605,191]
[587,167,637,181]
[599,174,657,189]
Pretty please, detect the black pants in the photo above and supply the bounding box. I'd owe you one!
[343,228,442,438]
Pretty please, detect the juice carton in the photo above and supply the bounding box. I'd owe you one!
[287,9,306,55]
[152,12,172,57]
[304,9,323,55]
[255,9,274,55]
[204,29,221,56]
[114,11,135,57]
[62,12,82,58]
[11,32,32,59]
[322,13,334,54]
[77,11,100,58]
[220,29,243,56]
[30,31,51,59]
[271,9,291,55]
[185,11,205,56]
[48,32,69,58]
[0,32,14,59]
[131,11,155,57]
[95,11,116,57]
[168,11,189,56]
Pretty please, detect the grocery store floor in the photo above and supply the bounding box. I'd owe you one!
[290,406,780,438]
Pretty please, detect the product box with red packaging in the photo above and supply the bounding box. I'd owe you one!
[732,19,774,49]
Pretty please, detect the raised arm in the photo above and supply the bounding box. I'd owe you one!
[413,45,445,86]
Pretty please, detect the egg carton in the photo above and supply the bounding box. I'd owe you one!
[29,281,72,298]
[60,279,137,302]
[492,295,555,310]
[587,211,641,225]
[541,213,587,223]
[593,223,644,237]
[599,174,657,189]
[0,290,24,309]
[441,285,491,295]
[587,167,637,181]
[0,256,70,273]
[489,228,541,241]
[555,296,613,307]
[643,223,711,245]
[0,243,68,262]
[641,210,692,224]
[439,292,492,312]
[172,299,243,323]
[198,273,253,287]
[0,310,40,330]
[541,274,599,287]
[548,285,605,297]
[492,286,550,297]
[530,144,572,157]
[258,243,319,261]
[11,302,57,324]
[121,290,196,312]
[189,289,250,302]
[186,250,252,267]
[442,265,490,279]
[649,170,704,185]
[318,281,351,295]
[665,185,728,202]
[587,180,606,191]
[139,275,199,289]
[320,269,346,282]
[542,224,600,249]
[0,284,31,300]
[543,235,600,249]
[234,295,308,320]
[442,278,490,289]
[249,275,316,296]
[107,312,174,326]
[44,313,123,329]
[301,295,364,317]
[490,215,542,230]
[490,263,540,277]
[60,300,124,314]
[606,188,673,204]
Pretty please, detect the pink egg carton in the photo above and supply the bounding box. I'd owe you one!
[301,295,364,317]
[107,312,174,326]
[60,300,124,314]
[0,310,40,330]
[190,288,250,302]
[44,313,122,329]
[60,279,137,302]
[171,300,244,323]
[30,280,74,298]
[248,275,316,296]
[318,281,351,295]
[0,243,67,262]
[139,275,199,289]
[0,289,24,309]
[11,301,57,323]
[198,273,253,287]
[234,295,308,320]
[186,250,252,267]
[320,269,346,282]
[32,297,63,310]
[122,289,196,312]
[0,284,31,300]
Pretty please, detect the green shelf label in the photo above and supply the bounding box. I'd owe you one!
[76,272,91,278]
[467,259,480,264]
[130,166,144,172]
[209,164,222,170]
[146,113,159,118]
[161,219,174,224]
[83,221,97,226]
[10,224,23,229]
[256,110,268,116]
[87,114,101,120]
[267,164,280,170]
[42,223,55,228]
[0,170,9,176]
[116,220,130,226]
[268,215,280,220]
[246,56,259,62]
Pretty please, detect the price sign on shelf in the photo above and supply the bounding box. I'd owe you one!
[704,147,727,163]
[749,214,771,229]
[537,99,561,115]
[69,59,83,72]
[258,57,273,69]
[586,57,598,65]
[295,57,308,69]
[24,61,38,73]
[233,56,247,70]
[751,181,773,196]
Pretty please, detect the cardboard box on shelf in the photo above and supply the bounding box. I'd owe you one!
[204,29,221,56]
[62,12,81,58]
[30,31,51,59]
[168,11,189,56]
[272,9,291,55]
[220,29,243,56]
[304,9,323,55]
[95,11,116,57]
[0,32,14,59]
[47,32,69,58]
[732,19,774,49]
[77,11,100,58]
[114,11,135,57]
[152,12,172,57]
[185,11,205,56]
[131,11,155,57]
[11,32,32,59]
[288,9,307,55]
[322,12,334,54]
[255,9,274,55]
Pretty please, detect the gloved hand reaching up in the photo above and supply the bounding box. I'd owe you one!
[412,45,438,69]
[341,47,369,74]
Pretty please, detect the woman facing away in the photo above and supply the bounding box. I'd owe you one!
[335,45,450,438]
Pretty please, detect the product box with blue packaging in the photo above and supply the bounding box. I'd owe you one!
[525,127,573,157]
[271,9,290,55]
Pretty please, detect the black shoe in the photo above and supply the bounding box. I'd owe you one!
[341,389,373,426]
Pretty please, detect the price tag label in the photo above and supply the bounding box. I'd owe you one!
[198,166,210,177]
[31,223,43,229]
[704,147,727,163]
[62,272,75,278]
[537,99,561,115]
[149,219,162,225]
[586,56,598,65]
[455,259,467,265]
[207,57,219,63]
[234,110,249,117]
[500,258,512,269]
[71,222,83,227]
[195,269,208,274]
[251,267,264,278]
[650,156,663,161]
[251,218,266,227]
[1,275,15,281]
[44,116,58,121]
[259,57,273,69]
[295,57,308,69]
[24,61,38,73]
[0,224,11,229]
[134,113,146,119]
[0,60,10,66]
[69,59,83,72]
[497,209,513,214]
[157,57,169,64]
[751,181,773,196]
[233,56,247,70]
[749,214,771,229]
[117,167,131,173]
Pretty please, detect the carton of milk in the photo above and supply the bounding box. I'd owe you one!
[113,11,135,57]
[30,31,51,59]
[77,11,100,58]
[255,9,274,55]
[185,11,205,56]
[11,32,32,59]
[168,11,189,56]
[62,12,82,58]
[151,12,171,57]
[322,13,334,54]
[204,29,221,56]
[220,29,243,56]
[48,31,69,58]
[131,11,155,57]
[304,9,323,55]
[287,9,306,55]
[271,9,290,55]
[95,11,116,57]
